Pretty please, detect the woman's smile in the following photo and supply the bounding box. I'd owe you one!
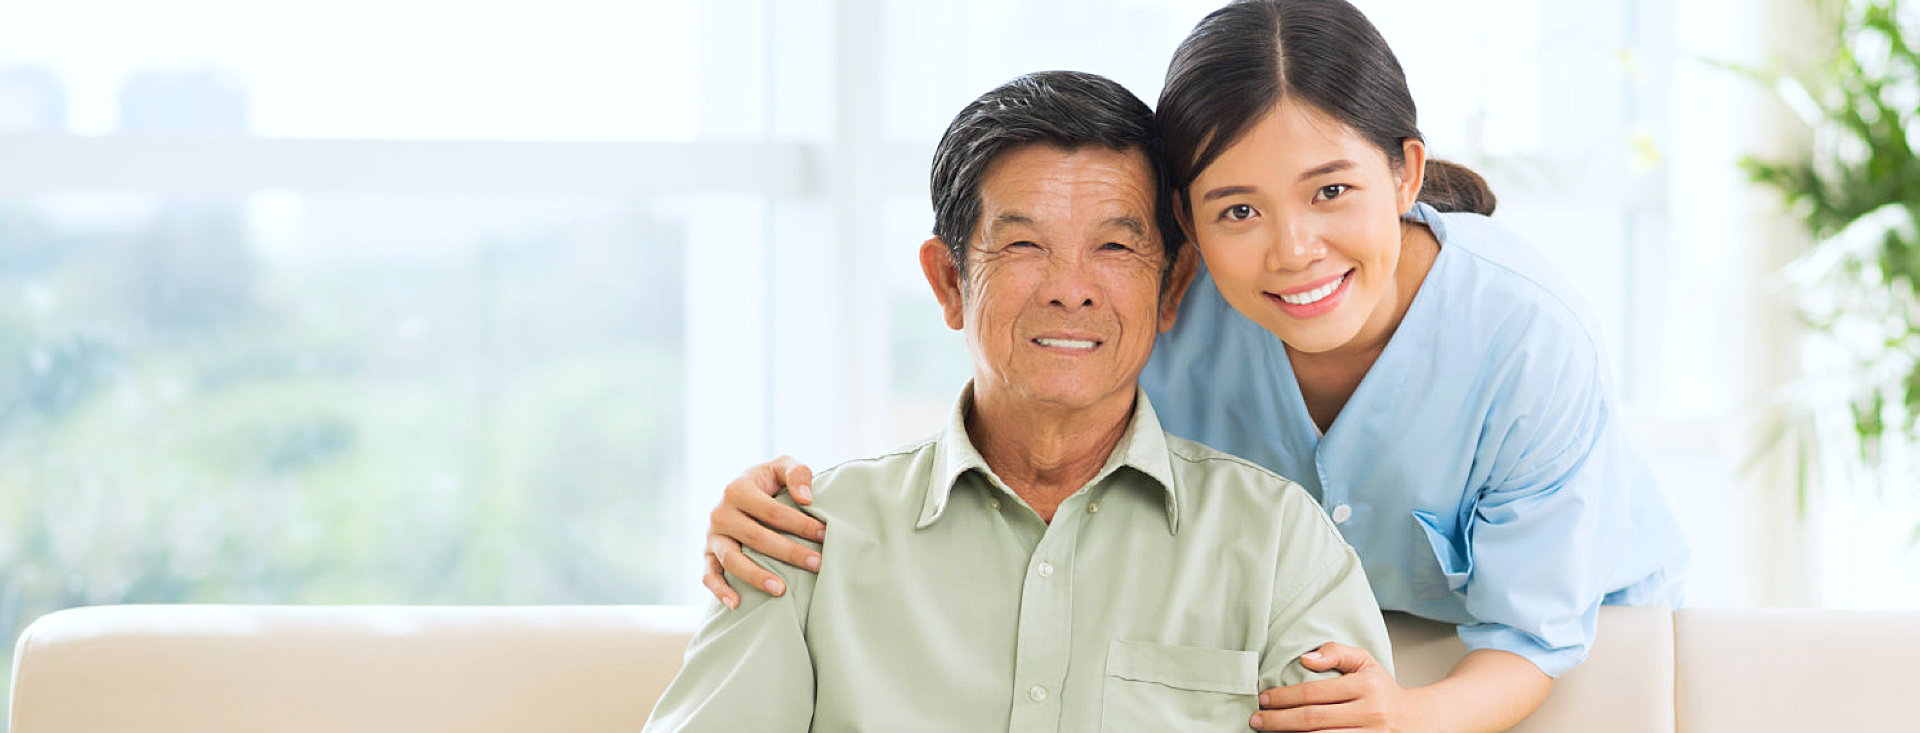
[1268,268,1354,318]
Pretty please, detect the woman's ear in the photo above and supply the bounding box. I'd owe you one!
[920,238,965,330]
[1396,137,1428,214]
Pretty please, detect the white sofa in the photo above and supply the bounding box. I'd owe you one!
[9,604,1919,732]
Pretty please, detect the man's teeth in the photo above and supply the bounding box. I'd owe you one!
[1035,338,1098,349]
[1278,273,1347,306]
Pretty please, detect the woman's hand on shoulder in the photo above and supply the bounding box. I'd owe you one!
[1251,642,1408,732]
[702,456,828,609]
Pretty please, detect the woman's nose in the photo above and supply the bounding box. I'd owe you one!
[1265,223,1326,271]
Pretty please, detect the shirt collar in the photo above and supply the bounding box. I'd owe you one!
[1404,200,1450,241]
[919,381,1181,534]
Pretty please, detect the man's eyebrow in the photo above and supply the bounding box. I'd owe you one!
[1103,216,1147,236]
[987,213,1037,234]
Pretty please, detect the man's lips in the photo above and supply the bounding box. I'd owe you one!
[1030,332,1103,351]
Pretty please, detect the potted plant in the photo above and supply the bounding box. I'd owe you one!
[1743,0,1919,540]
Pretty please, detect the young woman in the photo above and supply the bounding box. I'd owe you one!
[699,1,1687,731]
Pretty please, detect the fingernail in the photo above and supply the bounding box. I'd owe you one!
[805,555,821,571]
[794,484,812,502]
[764,578,785,595]
[814,527,827,542]
[1249,713,1262,727]
[1303,651,1322,661]
[724,595,738,610]
[1258,692,1269,706]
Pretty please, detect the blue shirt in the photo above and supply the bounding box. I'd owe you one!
[1140,202,1688,677]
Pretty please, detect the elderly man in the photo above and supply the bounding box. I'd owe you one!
[643,71,1390,732]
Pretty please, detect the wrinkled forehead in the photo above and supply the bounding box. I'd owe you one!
[973,143,1160,240]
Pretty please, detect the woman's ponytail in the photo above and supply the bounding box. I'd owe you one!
[1418,159,1496,215]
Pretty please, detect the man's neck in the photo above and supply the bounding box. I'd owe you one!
[965,383,1136,523]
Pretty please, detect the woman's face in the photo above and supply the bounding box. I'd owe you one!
[1184,98,1425,356]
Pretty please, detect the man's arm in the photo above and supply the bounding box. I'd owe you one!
[1256,518,1395,691]
[643,544,819,733]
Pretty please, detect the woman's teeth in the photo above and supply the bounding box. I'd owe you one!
[1278,272,1347,305]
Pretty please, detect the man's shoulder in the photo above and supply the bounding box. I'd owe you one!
[805,434,943,516]
[1160,432,1320,514]
[1157,430,1356,575]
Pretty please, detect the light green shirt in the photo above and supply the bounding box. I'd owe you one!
[645,385,1392,732]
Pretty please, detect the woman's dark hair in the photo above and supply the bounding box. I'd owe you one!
[929,70,1183,283]
[1157,0,1495,217]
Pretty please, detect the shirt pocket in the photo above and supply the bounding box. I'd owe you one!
[1099,640,1258,733]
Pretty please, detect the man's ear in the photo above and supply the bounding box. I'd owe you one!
[1172,193,1199,247]
[1396,137,1428,214]
[1158,247,1199,333]
[920,237,965,331]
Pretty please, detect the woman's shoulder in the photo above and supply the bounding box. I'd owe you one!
[1425,209,1608,363]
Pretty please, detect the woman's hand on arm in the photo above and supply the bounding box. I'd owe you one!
[1251,644,1551,733]
[701,456,828,609]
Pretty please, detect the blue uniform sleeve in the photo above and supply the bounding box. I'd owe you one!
[1453,343,1630,678]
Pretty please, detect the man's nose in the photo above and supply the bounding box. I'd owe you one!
[1042,256,1101,310]
[1266,221,1326,271]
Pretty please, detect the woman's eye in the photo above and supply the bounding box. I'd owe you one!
[1221,204,1255,221]
[1315,184,1351,201]
[1007,241,1039,250]
[1099,242,1133,252]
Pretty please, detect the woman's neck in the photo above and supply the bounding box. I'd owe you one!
[1288,220,1441,432]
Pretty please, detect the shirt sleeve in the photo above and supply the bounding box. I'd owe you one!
[641,543,820,732]
[1259,484,1396,691]
[1454,343,1629,678]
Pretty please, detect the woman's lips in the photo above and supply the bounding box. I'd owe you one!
[1266,269,1353,319]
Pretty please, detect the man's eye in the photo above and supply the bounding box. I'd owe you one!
[1099,242,1134,252]
[1315,184,1351,201]
[1007,241,1039,250]
[1221,204,1255,221]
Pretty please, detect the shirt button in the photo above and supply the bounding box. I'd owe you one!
[1330,504,1353,524]
[1028,684,1048,702]
[988,497,1001,510]
[1087,502,1100,514]
[1036,561,1054,578]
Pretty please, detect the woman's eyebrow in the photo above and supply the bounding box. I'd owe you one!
[1297,159,1357,182]
[1198,185,1256,203]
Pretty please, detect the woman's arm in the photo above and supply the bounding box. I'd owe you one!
[701,456,828,609]
[1252,645,1550,733]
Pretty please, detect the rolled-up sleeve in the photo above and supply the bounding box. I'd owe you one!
[1455,348,1625,678]
[642,546,819,732]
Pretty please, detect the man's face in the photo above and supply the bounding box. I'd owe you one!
[921,143,1184,415]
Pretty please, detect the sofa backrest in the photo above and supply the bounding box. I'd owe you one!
[1675,608,1920,733]
[1,603,1857,733]
[9,605,699,733]
[1390,605,1675,733]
